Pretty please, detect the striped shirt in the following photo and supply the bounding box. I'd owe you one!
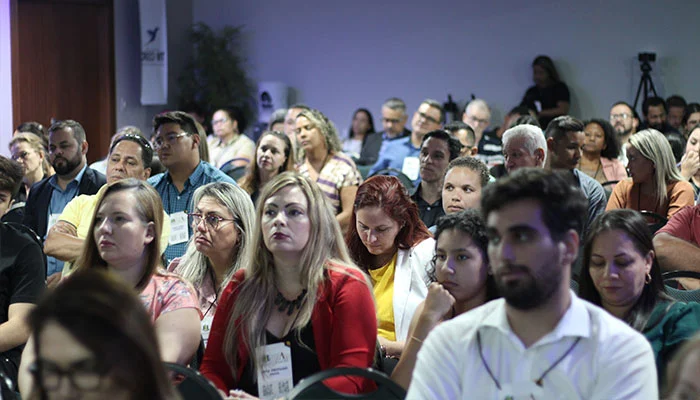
[298,152,362,213]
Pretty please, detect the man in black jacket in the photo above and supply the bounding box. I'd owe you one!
[22,120,105,284]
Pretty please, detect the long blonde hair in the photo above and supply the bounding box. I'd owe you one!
[629,129,683,206]
[175,182,255,293]
[73,179,164,291]
[222,172,366,380]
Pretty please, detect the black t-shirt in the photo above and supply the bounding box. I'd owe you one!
[0,222,46,378]
[520,81,570,128]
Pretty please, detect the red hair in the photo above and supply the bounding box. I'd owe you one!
[345,175,432,271]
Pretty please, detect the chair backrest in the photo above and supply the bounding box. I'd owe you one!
[639,210,668,235]
[368,168,415,192]
[286,367,406,400]
[164,362,222,400]
[662,270,700,303]
[3,222,47,278]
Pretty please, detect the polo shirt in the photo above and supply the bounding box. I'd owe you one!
[45,164,88,276]
[407,292,658,399]
[656,204,700,244]
[410,184,444,229]
[368,136,421,185]
[148,161,236,263]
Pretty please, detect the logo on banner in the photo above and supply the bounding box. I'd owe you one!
[142,25,165,65]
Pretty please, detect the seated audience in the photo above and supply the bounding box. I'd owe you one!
[411,130,462,228]
[680,124,700,195]
[666,95,687,132]
[653,203,700,275]
[148,111,236,264]
[369,99,444,183]
[207,107,255,169]
[664,334,700,399]
[520,55,571,128]
[168,182,255,346]
[682,103,700,137]
[444,121,477,157]
[501,124,547,175]
[200,172,377,398]
[295,108,362,231]
[9,132,52,201]
[239,130,296,204]
[268,108,287,132]
[546,116,606,237]
[578,119,627,186]
[0,156,45,397]
[342,108,376,160]
[407,168,658,399]
[44,133,166,278]
[72,179,201,364]
[463,99,502,167]
[345,175,433,360]
[357,98,411,166]
[391,210,498,390]
[22,269,177,399]
[607,129,694,220]
[442,157,489,215]
[579,209,700,384]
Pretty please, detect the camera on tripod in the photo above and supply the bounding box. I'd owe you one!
[638,52,656,63]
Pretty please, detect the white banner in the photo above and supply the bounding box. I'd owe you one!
[139,0,168,105]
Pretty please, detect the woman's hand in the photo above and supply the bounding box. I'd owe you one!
[680,151,700,180]
[421,283,456,324]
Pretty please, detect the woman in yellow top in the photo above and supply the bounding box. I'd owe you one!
[345,175,434,359]
[607,129,694,221]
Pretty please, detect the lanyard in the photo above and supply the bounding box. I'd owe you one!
[476,331,582,389]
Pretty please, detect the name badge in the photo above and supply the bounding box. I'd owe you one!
[201,315,213,347]
[48,214,60,232]
[402,156,420,181]
[497,381,545,400]
[256,342,293,400]
[169,211,189,245]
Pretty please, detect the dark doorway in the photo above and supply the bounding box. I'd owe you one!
[11,0,115,163]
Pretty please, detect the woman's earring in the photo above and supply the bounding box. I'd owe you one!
[645,272,652,284]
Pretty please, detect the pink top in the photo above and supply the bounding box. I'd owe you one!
[600,157,628,186]
[167,258,218,318]
[139,272,202,322]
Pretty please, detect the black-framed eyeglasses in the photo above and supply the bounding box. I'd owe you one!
[152,132,189,149]
[417,111,440,125]
[188,213,236,230]
[29,360,108,391]
[11,150,34,161]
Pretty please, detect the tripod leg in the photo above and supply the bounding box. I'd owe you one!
[647,75,659,98]
[633,73,646,110]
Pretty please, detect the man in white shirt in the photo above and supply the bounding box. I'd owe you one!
[407,168,658,399]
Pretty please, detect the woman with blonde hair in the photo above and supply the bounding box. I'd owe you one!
[9,132,53,199]
[238,130,295,204]
[295,108,362,231]
[607,129,694,220]
[200,172,377,398]
[168,182,255,346]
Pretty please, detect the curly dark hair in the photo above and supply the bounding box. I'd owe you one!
[584,119,622,159]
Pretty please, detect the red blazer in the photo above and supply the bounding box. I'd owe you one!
[200,264,377,393]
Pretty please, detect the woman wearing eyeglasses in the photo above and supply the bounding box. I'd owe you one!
[9,132,53,200]
[168,182,255,347]
[24,269,179,400]
[207,107,256,169]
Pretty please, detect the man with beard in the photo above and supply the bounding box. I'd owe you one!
[43,133,169,281]
[369,99,444,185]
[22,120,106,283]
[410,130,462,228]
[407,168,657,399]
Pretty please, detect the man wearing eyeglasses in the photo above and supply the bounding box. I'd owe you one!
[463,99,503,168]
[356,97,411,166]
[44,132,171,282]
[368,99,444,184]
[147,111,236,264]
[609,101,640,165]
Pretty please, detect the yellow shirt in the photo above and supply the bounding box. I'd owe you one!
[59,185,171,275]
[368,252,397,341]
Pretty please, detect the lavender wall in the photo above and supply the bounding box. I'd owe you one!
[194,0,700,137]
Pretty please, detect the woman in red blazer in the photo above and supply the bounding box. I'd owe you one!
[200,172,377,399]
